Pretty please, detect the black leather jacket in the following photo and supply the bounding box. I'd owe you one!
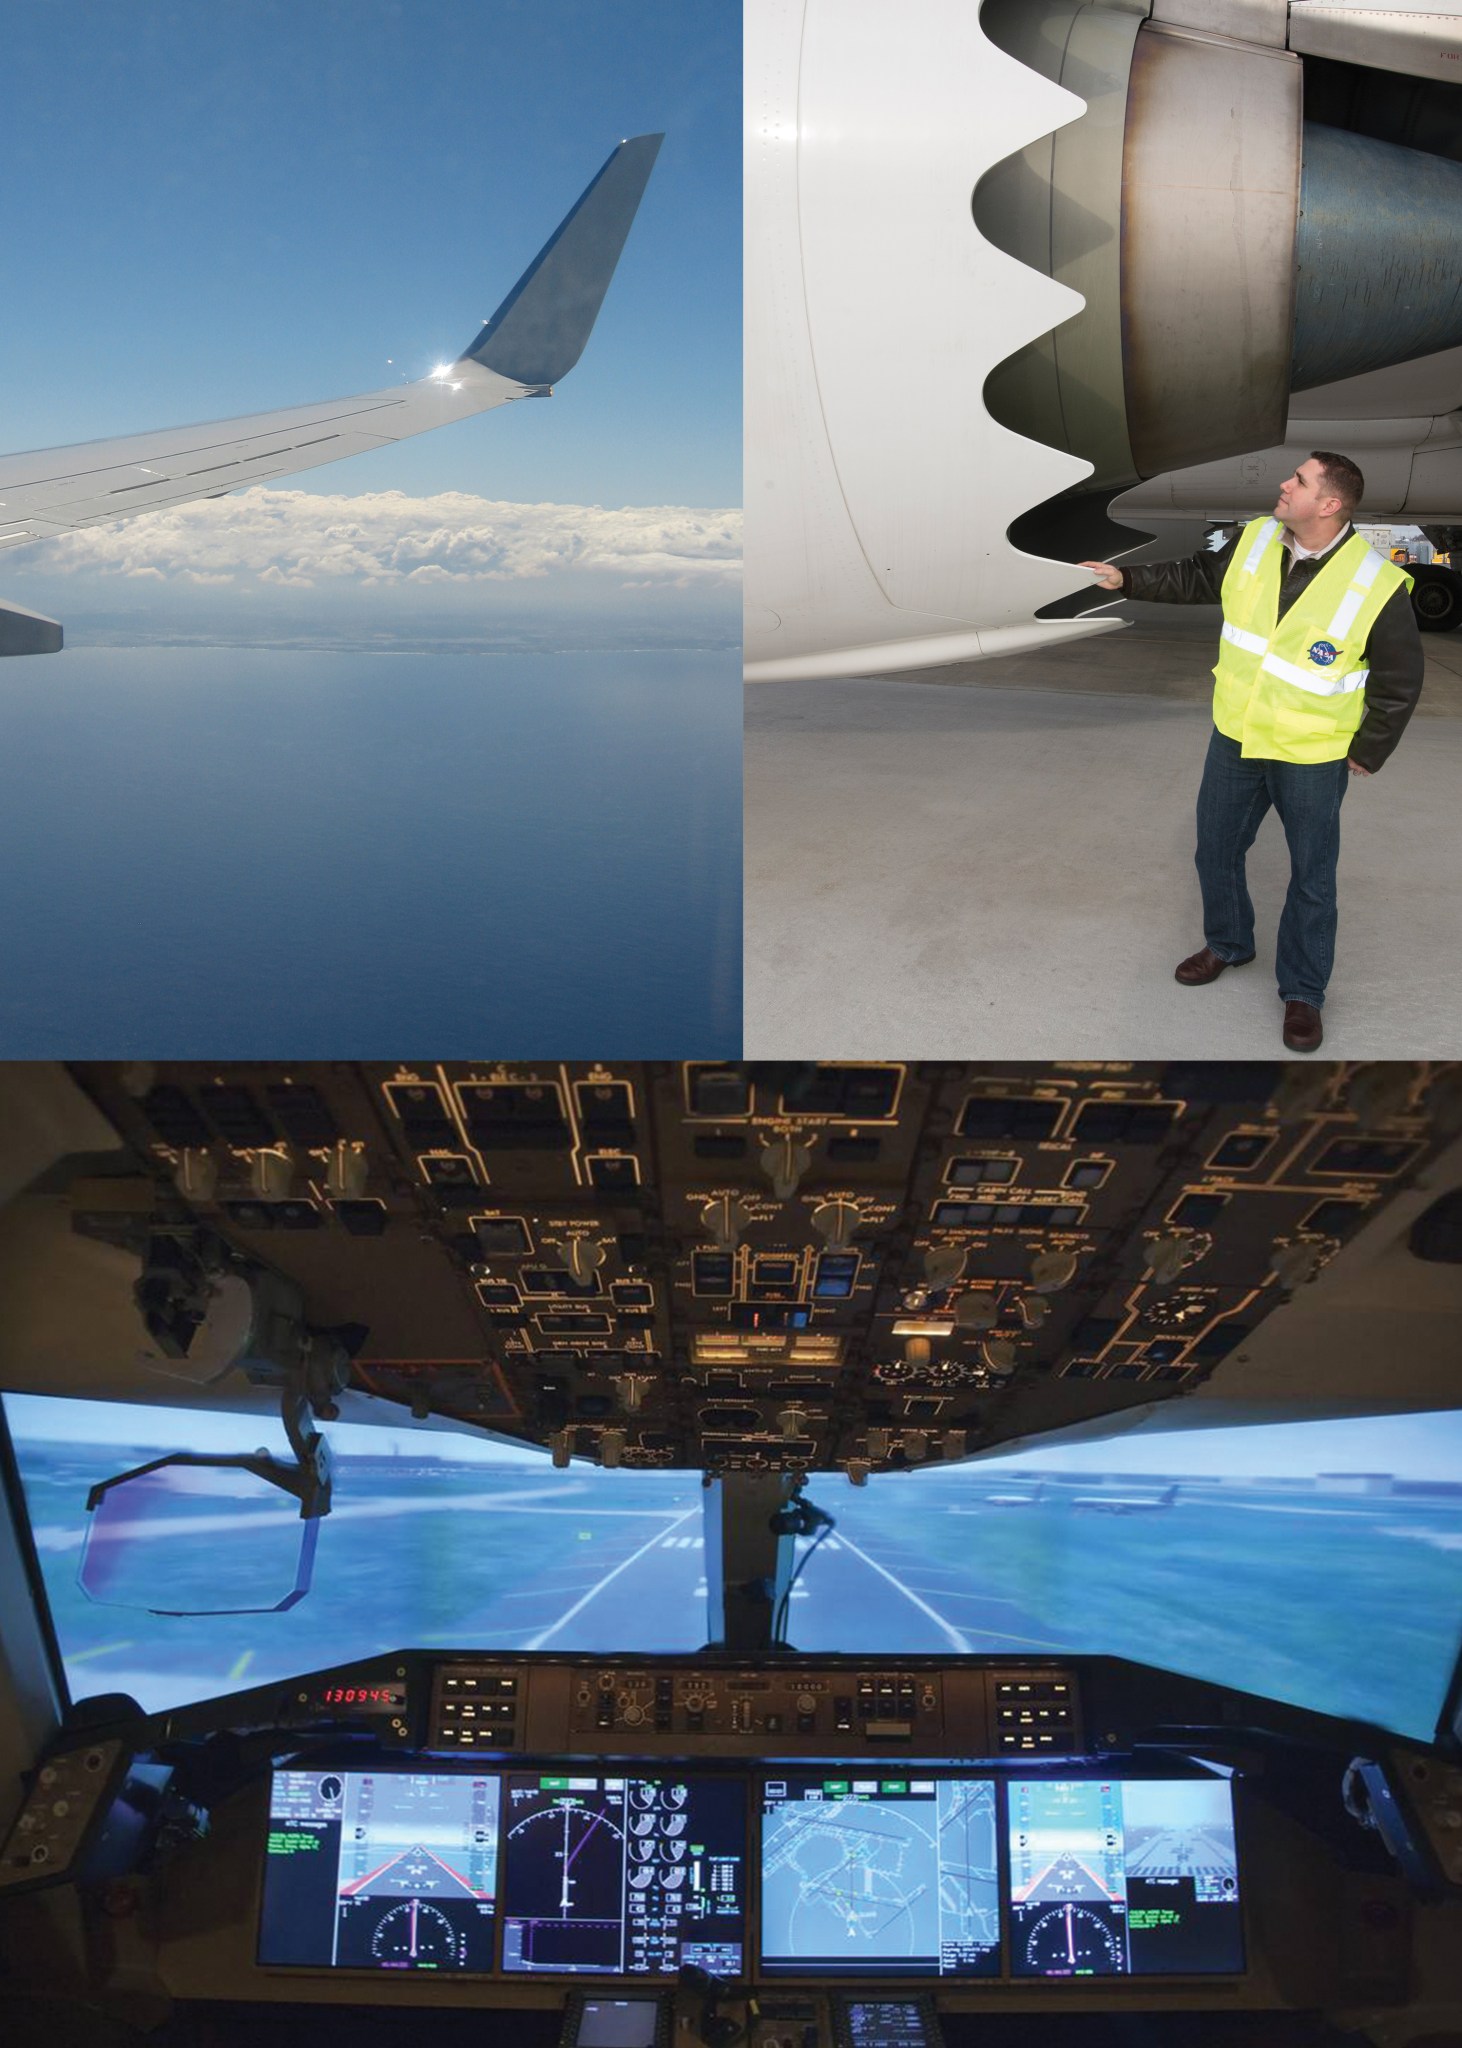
[1121,526,1424,773]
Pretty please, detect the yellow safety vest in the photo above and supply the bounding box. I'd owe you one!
[1212,519,1412,762]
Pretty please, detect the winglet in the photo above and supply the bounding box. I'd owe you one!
[461,134,663,387]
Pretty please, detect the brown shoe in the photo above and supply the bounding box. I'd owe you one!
[1174,946,1255,986]
[1283,1000,1324,1053]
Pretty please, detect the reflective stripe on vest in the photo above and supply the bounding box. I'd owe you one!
[1325,545,1384,640]
[1260,651,1369,697]
[1241,519,1280,576]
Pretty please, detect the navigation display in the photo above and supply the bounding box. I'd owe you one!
[259,1767,499,1971]
[1008,1778,1243,1978]
[759,1776,1000,1978]
[500,1773,746,1976]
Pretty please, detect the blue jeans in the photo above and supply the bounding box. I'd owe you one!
[1194,727,1349,1008]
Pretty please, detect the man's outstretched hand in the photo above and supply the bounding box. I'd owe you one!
[1078,560,1124,591]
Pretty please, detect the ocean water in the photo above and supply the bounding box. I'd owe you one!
[0,644,739,1053]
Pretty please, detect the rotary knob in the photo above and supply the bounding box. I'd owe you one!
[796,1693,817,1715]
[812,1200,861,1250]
[922,1245,967,1292]
[251,1148,293,1201]
[954,1291,998,1331]
[622,1703,646,1727]
[325,1143,369,1202]
[1271,1240,1322,1289]
[616,1373,651,1414]
[173,1147,219,1202]
[701,1195,753,1251]
[760,1135,814,1200]
[1031,1249,1079,1293]
[1144,1231,1193,1285]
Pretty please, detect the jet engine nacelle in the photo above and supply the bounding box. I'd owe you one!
[746,0,1462,679]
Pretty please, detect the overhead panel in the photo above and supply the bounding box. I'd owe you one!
[29,1061,1458,1481]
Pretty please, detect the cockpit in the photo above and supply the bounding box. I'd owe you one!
[1,1060,1459,2048]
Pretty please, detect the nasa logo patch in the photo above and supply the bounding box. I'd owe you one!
[1308,640,1339,667]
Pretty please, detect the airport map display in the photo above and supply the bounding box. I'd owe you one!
[259,1769,498,1971]
[760,1778,1000,1978]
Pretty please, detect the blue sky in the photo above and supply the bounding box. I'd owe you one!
[963,1410,1462,1483]
[0,0,738,511]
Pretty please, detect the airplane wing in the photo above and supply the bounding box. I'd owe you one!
[0,133,662,654]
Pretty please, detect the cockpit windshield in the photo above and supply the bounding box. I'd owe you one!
[2,1393,707,1715]
[790,1410,1462,1743]
[8,1395,1462,1744]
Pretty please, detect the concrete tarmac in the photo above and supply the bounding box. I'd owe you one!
[745,607,1462,1058]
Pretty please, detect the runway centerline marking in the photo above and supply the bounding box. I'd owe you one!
[525,1503,703,1650]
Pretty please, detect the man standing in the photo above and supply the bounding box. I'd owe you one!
[1082,452,1423,1052]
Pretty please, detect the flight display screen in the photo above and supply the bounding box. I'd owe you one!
[834,1997,944,2047]
[500,1772,746,1976]
[1008,1778,1243,1978]
[562,1995,669,2046]
[759,1776,1000,1978]
[259,1767,499,1971]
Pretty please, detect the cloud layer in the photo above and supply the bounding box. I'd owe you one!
[39,487,742,590]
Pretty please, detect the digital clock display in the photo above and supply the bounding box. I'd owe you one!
[307,1681,407,1714]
